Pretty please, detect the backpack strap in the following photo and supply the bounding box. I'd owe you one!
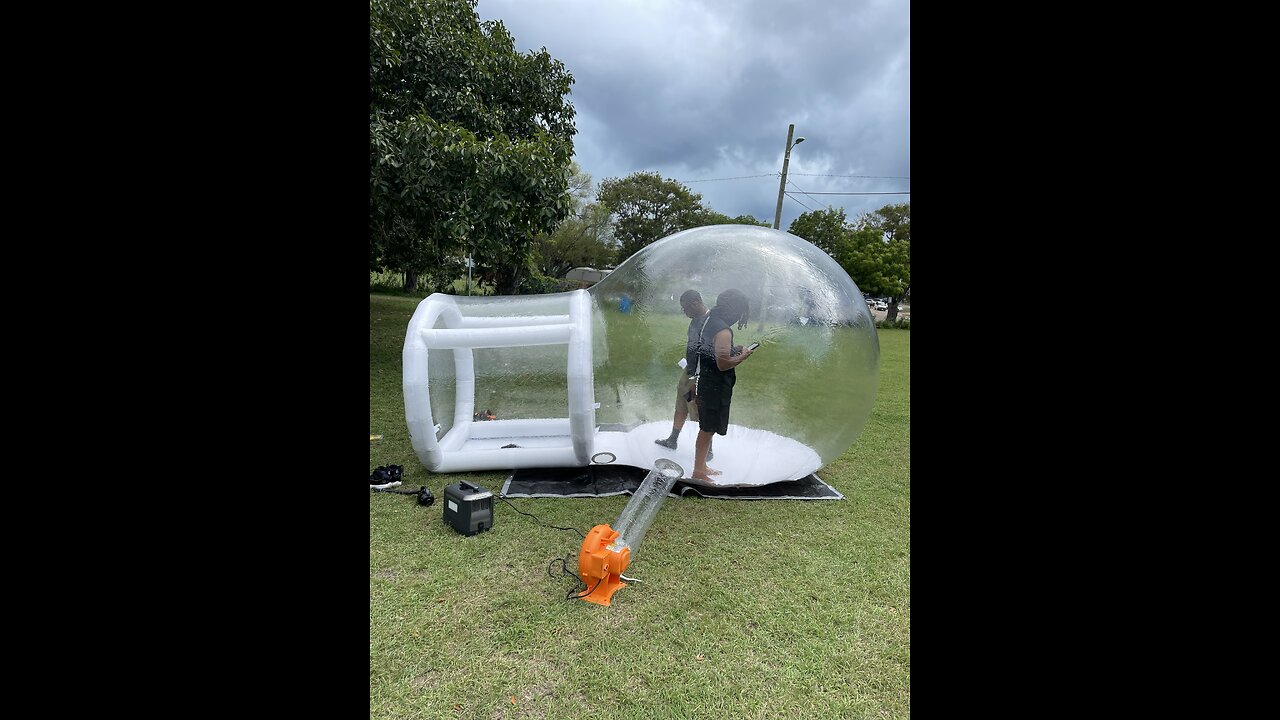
[693,314,712,377]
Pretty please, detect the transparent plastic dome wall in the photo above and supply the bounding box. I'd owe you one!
[403,224,879,486]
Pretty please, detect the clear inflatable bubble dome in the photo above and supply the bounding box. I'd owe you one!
[403,224,880,486]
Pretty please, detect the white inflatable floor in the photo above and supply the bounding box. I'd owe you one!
[592,421,823,488]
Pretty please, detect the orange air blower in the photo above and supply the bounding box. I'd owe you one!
[576,524,631,606]
[574,458,683,607]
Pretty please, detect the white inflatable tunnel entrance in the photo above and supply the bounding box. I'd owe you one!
[402,290,597,472]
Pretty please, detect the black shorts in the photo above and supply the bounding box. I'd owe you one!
[695,371,735,436]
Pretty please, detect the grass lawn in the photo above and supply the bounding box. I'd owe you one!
[371,292,910,719]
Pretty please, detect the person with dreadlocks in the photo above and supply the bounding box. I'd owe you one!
[690,288,755,482]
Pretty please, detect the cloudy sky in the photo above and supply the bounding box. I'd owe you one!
[474,0,910,231]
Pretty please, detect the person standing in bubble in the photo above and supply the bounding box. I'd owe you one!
[691,288,755,482]
[655,290,714,460]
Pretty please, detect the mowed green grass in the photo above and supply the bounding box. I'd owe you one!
[370,292,910,719]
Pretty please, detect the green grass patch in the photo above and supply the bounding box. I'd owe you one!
[370,293,910,718]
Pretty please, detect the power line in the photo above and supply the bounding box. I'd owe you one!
[789,173,911,179]
[785,179,829,211]
[784,174,908,219]
[783,192,818,213]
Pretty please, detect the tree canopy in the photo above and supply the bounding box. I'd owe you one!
[789,202,911,320]
[597,171,711,261]
[700,210,771,228]
[369,0,577,294]
[787,207,851,258]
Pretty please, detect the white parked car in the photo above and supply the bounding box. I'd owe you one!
[874,301,888,311]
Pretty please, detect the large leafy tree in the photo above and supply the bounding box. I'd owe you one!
[789,203,911,320]
[597,171,708,261]
[370,0,577,294]
[856,203,911,320]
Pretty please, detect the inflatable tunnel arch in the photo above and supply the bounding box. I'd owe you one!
[403,289,597,472]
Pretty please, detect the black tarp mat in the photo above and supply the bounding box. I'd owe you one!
[502,464,843,500]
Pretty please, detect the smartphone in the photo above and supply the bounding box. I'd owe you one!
[746,342,760,351]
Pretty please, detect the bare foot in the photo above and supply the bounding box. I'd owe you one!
[699,467,723,476]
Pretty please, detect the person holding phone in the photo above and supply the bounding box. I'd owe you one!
[690,288,755,482]
[655,290,713,457]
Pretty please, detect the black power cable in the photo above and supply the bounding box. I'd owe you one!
[371,476,598,601]
[371,485,435,506]
[496,493,586,539]
[547,554,602,602]
[502,495,604,602]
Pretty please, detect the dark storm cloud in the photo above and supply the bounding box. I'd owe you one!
[475,0,909,228]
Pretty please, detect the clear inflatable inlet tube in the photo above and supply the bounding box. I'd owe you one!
[609,458,684,555]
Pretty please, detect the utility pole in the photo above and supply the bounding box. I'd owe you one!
[764,124,804,330]
[773,124,804,230]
